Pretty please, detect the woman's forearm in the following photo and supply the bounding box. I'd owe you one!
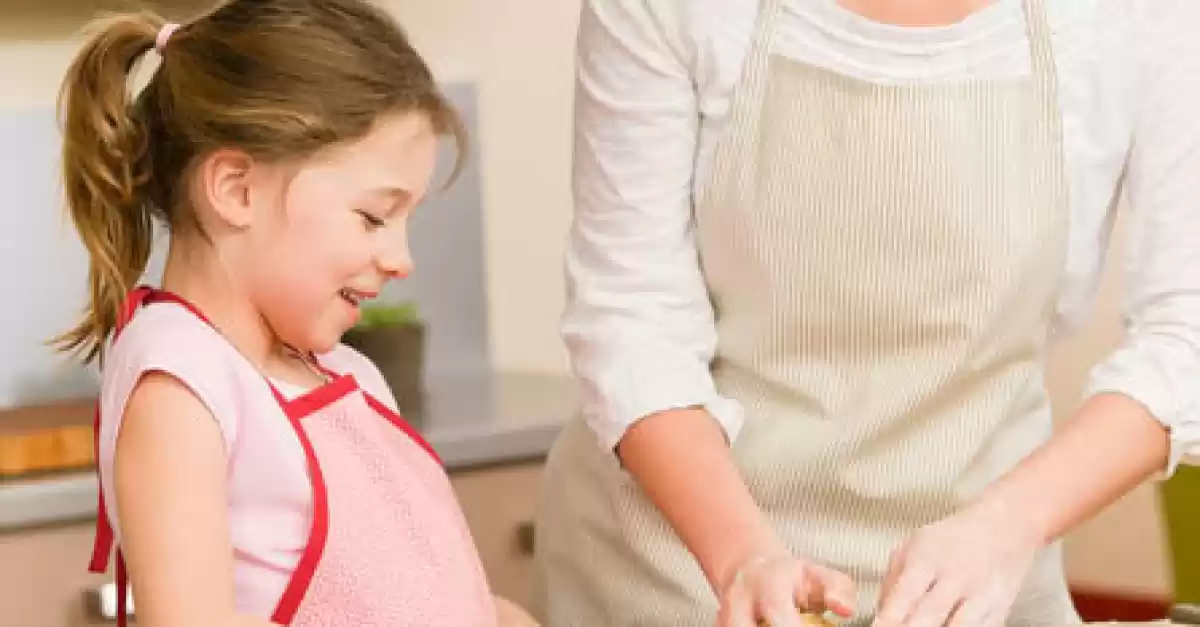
[970,393,1172,544]
[617,407,782,593]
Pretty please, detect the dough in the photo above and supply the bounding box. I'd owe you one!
[757,614,835,627]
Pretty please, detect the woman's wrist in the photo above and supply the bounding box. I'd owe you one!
[615,406,799,600]
[962,488,1047,549]
[709,525,791,597]
[966,393,1170,548]
[617,407,784,596]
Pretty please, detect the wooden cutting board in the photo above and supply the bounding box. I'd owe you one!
[0,399,95,479]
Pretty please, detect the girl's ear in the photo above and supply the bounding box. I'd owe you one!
[196,148,257,229]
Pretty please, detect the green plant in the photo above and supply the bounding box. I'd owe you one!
[353,301,422,330]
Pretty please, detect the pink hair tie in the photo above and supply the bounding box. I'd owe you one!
[155,23,181,53]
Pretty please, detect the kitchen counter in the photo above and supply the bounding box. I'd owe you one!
[0,371,579,533]
[420,370,579,470]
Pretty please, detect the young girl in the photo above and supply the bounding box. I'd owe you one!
[54,2,539,626]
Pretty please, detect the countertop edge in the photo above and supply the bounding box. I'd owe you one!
[0,472,97,531]
[0,421,565,533]
[0,371,577,533]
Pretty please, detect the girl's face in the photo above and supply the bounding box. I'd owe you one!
[241,112,440,354]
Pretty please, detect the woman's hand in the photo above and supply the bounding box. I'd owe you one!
[872,393,1172,627]
[718,551,856,627]
[871,503,1041,627]
[615,410,856,626]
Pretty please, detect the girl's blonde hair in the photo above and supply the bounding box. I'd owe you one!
[54,0,466,364]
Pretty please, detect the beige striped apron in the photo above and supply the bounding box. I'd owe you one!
[534,0,1080,624]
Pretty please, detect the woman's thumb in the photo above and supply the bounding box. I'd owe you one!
[817,567,857,617]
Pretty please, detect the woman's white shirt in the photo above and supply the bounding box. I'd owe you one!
[563,0,1200,472]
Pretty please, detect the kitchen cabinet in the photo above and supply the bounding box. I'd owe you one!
[0,522,111,627]
[450,461,544,611]
[0,459,548,626]
[0,373,574,623]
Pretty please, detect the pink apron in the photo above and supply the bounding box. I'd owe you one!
[89,287,496,626]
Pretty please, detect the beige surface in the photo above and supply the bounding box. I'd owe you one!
[0,522,112,627]
[449,461,543,609]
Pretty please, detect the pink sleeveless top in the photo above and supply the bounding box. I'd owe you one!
[95,299,494,623]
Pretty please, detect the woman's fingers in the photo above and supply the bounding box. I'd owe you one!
[805,564,857,617]
[759,569,804,627]
[719,554,856,627]
[719,574,757,627]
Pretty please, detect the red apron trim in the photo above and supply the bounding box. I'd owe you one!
[141,288,216,327]
[90,286,444,626]
[89,286,156,626]
[264,373,441,622]
[89,285,155,574]
[365,394,442,464]
[88,403,112,574]
[269,393,331,625]
[117,286,153,329]
[116,549,129,622]
[274,375,358,420]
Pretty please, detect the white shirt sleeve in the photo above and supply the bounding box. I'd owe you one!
[1083,0,1200,474]
[562,0,744,451]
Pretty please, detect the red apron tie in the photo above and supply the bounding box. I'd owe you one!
[88,286,154,626]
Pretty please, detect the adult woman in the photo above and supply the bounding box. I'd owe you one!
[534,0,1200,626]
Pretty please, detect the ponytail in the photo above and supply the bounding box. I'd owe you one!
[54,13,163,364]
[53,0,468,365]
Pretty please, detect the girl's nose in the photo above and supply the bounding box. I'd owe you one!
[376,222,414,278]
[377,243,414,279]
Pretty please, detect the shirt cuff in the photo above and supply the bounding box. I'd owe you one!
[1083,341,1200,478]
[577,348,745,452]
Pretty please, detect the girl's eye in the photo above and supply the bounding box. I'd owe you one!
[357,210,386,230]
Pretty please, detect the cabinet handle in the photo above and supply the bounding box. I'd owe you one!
[84,582,134,621]
[1171,604,1200,625]
[516,520,535,556]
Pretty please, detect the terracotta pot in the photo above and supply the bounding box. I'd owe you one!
[341,323,426,426]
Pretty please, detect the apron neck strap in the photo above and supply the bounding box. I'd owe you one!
[1022,0,1059,110]
[708,0,1063,209]
[741,0,1057,96]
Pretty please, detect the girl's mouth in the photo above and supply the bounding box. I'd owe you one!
[338,288,379,308]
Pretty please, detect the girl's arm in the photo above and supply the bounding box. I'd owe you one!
[115,372,274,627]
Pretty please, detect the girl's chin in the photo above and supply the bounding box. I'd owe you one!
[313,329,349,355]
[283,326,345,358]
[307,304,360,353]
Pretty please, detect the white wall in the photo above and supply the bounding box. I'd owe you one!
[381,0,578,376]
[0,0,1172,598]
